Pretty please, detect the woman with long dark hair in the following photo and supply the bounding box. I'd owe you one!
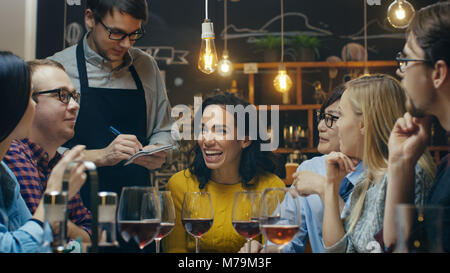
[0,51,87,252]
[163,92,285,252]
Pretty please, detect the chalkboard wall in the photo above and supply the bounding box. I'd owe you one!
[36,0,440,107]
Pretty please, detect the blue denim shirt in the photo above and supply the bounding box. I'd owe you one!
[270,155,363,253]
[0,161,52,253]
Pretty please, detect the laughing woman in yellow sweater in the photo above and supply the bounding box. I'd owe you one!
[163,92,285,253]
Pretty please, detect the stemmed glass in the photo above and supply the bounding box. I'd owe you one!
[117,186,161,251]
[259,187,301,253]
[154,191,176,253]
[231,191,262,253]
[181,192,214,253]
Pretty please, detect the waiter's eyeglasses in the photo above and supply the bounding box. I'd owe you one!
[316,111,339,129]
[99,21,145,41]
[32,88,80,104]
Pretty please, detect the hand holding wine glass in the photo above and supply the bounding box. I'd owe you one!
[117,187,161,251]
[259,187,301,253]
[232,191,262,253]
[154,191,176,253]
[181,192,214,253]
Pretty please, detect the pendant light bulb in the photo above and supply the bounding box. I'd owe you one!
[218,50,233,77]
[198,19,219,74]
[387,0,415,29]
[274,64,292,93]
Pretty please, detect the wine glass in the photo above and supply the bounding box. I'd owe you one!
[231,191,262,253]
[117,186,161,251]
[181,192,214,253]
[154,191,176,253]
[259,187,301,253]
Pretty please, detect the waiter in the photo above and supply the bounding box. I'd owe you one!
[48,0,175,209]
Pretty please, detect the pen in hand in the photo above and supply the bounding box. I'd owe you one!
[109,126,121,136]
[109,126,142,151]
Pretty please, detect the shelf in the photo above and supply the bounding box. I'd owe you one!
[256,104,321,111]
[274,147,318,154]
[233,61,397,70]
[429,146,449,152]
[235,61,398,153]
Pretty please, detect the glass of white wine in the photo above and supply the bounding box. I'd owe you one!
[259,187,301,253]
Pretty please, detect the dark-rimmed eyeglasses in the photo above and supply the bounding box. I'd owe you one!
[395,52,431,73]
[99,21,145,41]
[32,88,80,104]
[316,111,339,129]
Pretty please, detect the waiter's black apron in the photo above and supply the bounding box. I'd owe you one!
[68,41,150,210]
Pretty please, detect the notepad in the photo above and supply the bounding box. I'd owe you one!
[124,144,174,166]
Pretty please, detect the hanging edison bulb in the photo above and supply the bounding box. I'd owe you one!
[198,19,219,74]
[387,0,415,29]
[274,64,292,93]
[218,50,233,77]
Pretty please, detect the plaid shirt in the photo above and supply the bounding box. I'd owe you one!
[4,139,91,235]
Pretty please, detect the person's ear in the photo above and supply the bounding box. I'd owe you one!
[359,119,365,136]
[85,9,95,30]
[240,137,252,149]
[431,60,448,89]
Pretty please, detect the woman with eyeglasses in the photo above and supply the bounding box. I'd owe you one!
[241,85,364,253]
[321,74,436,253]
[0,51,87,253]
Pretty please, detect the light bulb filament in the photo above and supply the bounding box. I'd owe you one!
[396,7,406,19]
[220,63,230,73]
[274,69,292,93]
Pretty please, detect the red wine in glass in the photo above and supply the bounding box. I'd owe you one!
[181,192,214,253]
[182,218,213,237]
[119,219,161,249]
[232,220,261,239]
[156,222,175,239]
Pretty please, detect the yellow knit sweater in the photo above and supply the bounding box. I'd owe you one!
[162,169,285,253]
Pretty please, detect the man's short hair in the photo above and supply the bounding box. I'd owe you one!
[27,59,66,92]
[407,2,450,67]
[86,0,148,24]
[27,59,66,78]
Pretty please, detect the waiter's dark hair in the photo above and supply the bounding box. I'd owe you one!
[406,2,450,67]
[86,0,148,23]
[187,92,277,190]
[0,51,31,142]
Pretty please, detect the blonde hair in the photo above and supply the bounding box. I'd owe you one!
[344,74,436,233]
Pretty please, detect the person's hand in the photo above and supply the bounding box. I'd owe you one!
[388,113,431,165]
[292,170,327,199]
[46,145,87,200]
[238,240,263,253]
[133,145,168,170]
[325,152,359,192]
[98,135,143,166]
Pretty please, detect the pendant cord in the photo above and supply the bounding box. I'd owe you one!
[281,0,284,64]
[364,0,368,73]
[63,0,67,49]
[224,0,228,52]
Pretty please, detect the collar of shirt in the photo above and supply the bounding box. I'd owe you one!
[83,32,133,72]
[345,161,364,186]
[20,139,61,172]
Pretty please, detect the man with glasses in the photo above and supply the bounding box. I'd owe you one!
[240,85,363,253]
[47,0,175,211]
[382,2,450,252]
[4,59,92,246]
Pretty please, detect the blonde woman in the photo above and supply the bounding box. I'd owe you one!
[321,74,435,253]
